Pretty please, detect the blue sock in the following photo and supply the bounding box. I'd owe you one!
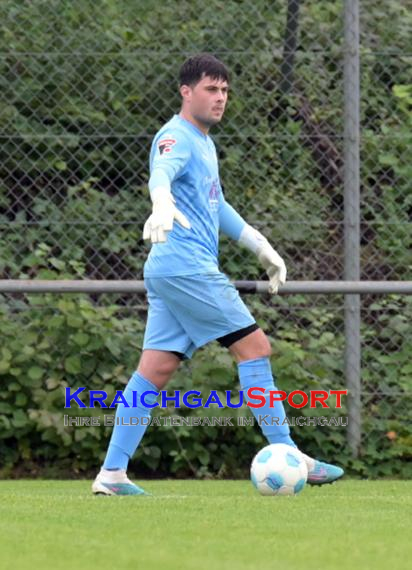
[238,357,296,447]
[103,372,159,470]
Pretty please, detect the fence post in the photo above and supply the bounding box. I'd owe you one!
[344,0,361,457]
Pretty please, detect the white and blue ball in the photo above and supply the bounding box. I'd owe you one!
[251,443,308,496]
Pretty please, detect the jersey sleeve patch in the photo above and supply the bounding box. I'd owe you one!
[158,138,177,155]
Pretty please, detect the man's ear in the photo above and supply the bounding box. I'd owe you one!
[180,84,192,101]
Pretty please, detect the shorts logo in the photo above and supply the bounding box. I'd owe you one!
[158,138,176,155]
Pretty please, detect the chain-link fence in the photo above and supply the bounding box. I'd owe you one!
[0,1,411,477]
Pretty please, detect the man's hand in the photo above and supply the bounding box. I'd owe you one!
[143,188,191,244]
[238,224,287,294]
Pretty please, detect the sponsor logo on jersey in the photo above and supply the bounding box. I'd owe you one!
[209,179,220,212]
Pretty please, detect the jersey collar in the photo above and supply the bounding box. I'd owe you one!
[175,114,208,140]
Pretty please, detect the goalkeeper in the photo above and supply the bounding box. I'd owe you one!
[92,54,344,495]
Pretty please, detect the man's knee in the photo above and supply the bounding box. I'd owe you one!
[228,329,272,362]
[137,349,181,387]
[252,335,272,359]
[153,357,180,378]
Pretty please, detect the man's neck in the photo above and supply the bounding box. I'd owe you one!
[179,110,209,135]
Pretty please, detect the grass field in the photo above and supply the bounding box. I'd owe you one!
[0,480,411,570]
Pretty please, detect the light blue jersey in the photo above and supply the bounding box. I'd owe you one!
[144,114,245,277]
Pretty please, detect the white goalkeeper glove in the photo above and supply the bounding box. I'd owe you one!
[143,186,191,244]
[239,224,287,294]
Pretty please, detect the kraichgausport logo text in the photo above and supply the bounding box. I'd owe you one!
[64,388,347,409]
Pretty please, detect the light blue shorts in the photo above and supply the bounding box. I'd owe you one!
[143,273,256,359]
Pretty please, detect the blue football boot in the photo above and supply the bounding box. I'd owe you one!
[301,453,344,485]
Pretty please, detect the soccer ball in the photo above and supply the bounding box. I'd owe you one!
[250,443,308,496]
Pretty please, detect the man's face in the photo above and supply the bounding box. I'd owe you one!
[181,74,229,127]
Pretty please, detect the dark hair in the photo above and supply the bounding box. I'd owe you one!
[179,53,230,87]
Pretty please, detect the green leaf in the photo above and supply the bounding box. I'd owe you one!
[64,356,82,374]
[54,160,68,171]
[12,409,28,428]
[72,333,90,347]
[0,360,10,374]
[28,366,45,381]
[15,393,28,406]
[67,315,83,328]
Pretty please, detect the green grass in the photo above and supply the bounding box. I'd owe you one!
[0,480,411,570]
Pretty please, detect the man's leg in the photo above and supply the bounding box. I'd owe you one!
[227,329,344,485]
[227,328,295,446]
[103,349,181,468]
[92,350,182,496]
[93,279,196,496]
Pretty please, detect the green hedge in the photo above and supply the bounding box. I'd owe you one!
[1,290,411,479]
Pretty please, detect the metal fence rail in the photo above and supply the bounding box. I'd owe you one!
[1,280,412,295]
